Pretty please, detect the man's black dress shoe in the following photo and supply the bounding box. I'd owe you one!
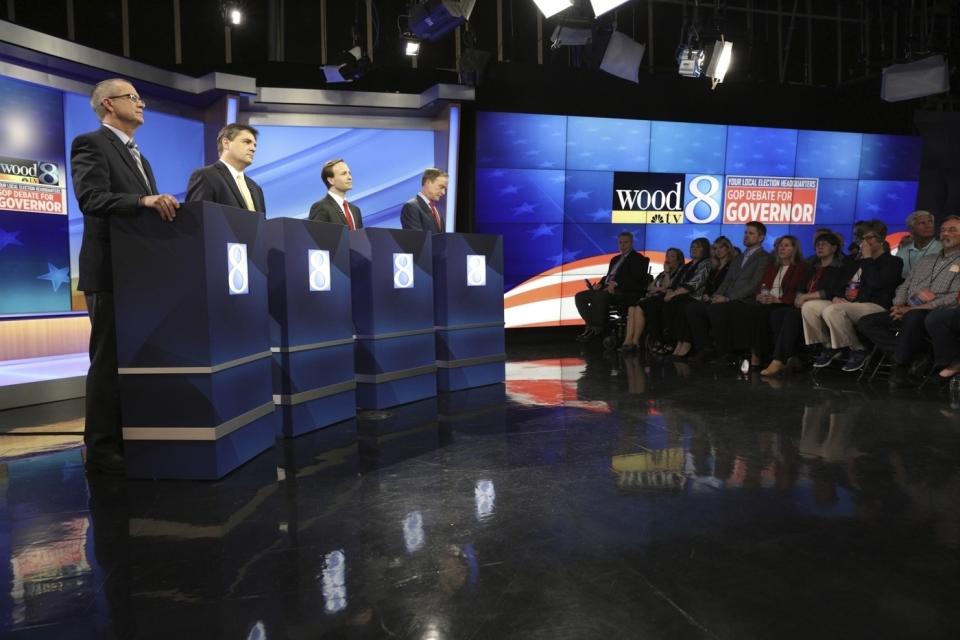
[85,452,126,475]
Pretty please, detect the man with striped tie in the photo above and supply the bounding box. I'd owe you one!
[71,77,180,474]
[186,123,266,214]
[401,168,449,233]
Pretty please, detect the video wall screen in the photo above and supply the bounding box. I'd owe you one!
[473,112,922,328]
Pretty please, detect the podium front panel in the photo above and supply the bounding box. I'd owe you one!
[266,218,356,436]
[350,229,437,409]
[432,233,505,392]
[112,201,275,479]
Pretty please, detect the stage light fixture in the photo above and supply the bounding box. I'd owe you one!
[677,45,704,78]
[321,46,370,83]
[589,0,630,17]
[226,6,243,26]
[403,33,421,56]
[704,39,733,88]
[533,0,574,19]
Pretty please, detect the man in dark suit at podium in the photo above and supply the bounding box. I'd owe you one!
[308,159,363,229]
[574,232,651,341]
[400,168,449,232]
[71,78,180,475]
[185,123,266,213]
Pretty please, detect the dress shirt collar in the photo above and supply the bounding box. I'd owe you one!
[102,123,132,146]
[328,190,347,208]
[218,159,245,182]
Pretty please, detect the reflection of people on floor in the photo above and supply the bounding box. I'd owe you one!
[621,355,647,394]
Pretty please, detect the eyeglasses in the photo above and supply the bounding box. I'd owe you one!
[107,93,146,106]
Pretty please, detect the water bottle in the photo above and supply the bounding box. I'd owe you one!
[951,376,960,410]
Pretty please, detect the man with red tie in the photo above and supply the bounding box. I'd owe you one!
[400,168,449,233]
[308,158,363,228]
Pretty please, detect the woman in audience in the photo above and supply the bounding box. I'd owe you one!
[672,236,737,358]
[720,235,808,367]
[659,238,713,353]
[620,247,684,352]
[761,232,845,375]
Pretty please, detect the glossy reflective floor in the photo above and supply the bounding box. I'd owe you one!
[1,334,959,639]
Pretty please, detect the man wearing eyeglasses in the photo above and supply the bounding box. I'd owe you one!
[71,78,180,475]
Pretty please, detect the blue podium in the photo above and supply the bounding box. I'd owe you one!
[111,201,276,479]
[350,228,436,409]
[265,217,356,437]
[433,233,505,391]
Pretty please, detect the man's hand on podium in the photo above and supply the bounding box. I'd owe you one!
[141,194,180,221]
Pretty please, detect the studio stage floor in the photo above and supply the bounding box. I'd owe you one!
[0,335,957,639]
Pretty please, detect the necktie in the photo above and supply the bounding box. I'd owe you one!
[342,200,356,230]
[429,201,443,232]
[235,173,256,211]
[125,140,152,192]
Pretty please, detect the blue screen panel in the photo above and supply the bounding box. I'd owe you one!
[475,112,567,170]
[650,121,726,175]
[563,223,647,268]
[725,126,798,177]
[796,130,862,179]
[473,221,563,291]
[721,223,792,253]
[475,168,565,224]
[645,224,723,254]
[566,117,650,172]
[563,171,614,223]
[813,179,859,225]
[859,133,922,181]
[252,126,434,225]
[0,75,70,315]
[855,180,920,225]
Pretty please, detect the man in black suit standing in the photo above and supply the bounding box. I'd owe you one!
[574,232,651,340]
[308,159,363,228]
[185,123,266,213]
[71,78,180,474]
[400,168,449,232]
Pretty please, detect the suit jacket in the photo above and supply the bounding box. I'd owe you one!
[185,162,266,213]
[400,196,443,232]
[755,262,810,306]
[71,126,158,292]
[716,247,773,301]
[600,251,651,296]
[308,193,363,228]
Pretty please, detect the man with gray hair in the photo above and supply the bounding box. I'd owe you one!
[400,168,449,232]
[898,209,940,278]
[71,77,180,474]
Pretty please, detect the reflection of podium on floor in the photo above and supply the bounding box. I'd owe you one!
[265,218,356,437]
[111,201,276,480]
[350,228,437,409]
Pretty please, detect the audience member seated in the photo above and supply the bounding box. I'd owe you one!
[898,210,941,279]
[925,302,960,379]
[657,238,713,356]
[801,219,903,372]
[687,221,774,361]
[857,215,960,388]
[672,237,735,358]
[620,247,684,352]
[761,232,846,376]
[575,231,651,342]
[738,235,810,368]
